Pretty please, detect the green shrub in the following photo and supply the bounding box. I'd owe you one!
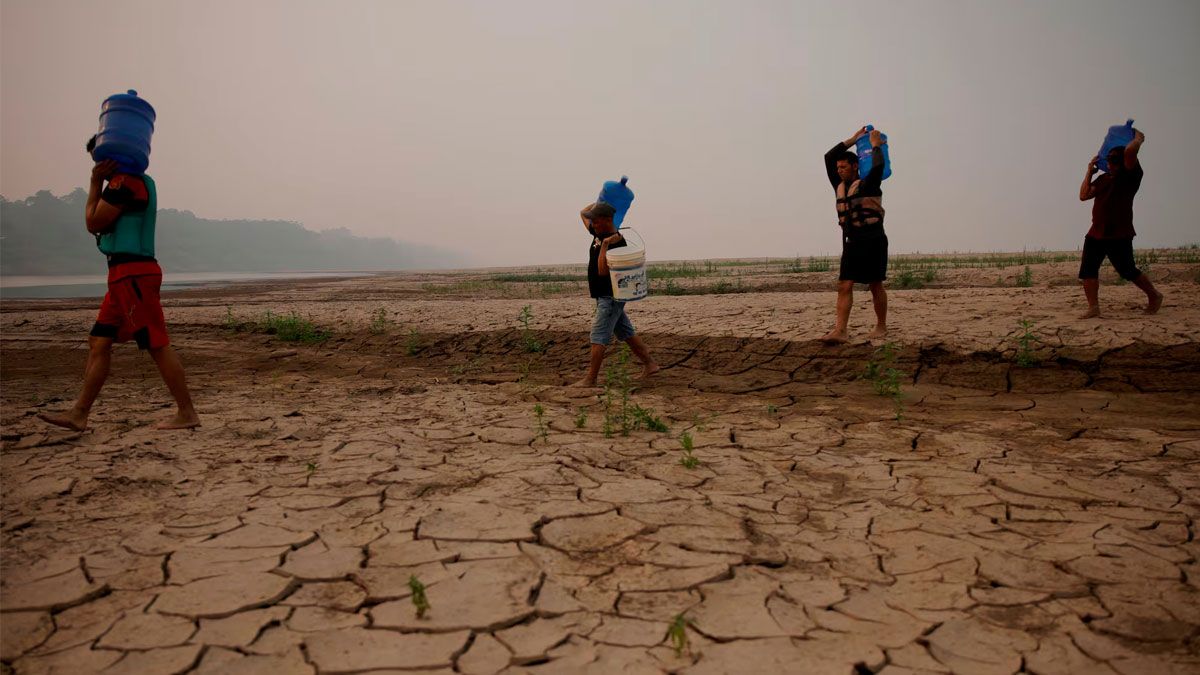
[259,311,329,343]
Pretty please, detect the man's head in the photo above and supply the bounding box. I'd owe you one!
[1106,146,1125,173]
[581,201,617,235]
[835,150,858,183]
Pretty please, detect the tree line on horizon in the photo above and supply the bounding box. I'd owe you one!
[0,188,464,275]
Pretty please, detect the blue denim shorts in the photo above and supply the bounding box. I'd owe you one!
[590,296,636,345]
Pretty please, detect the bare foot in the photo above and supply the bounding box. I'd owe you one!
[1078,305,1101,319]
[568,379,600,389]
[639,363,661,380]
[865,326,888,340]
[1145,292,1163,315]
[819,329,849,345]
[38,410,88,432]
[155,411,201,430]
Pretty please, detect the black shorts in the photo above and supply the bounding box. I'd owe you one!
[839,235,888,283]
[1078,236,1141,281]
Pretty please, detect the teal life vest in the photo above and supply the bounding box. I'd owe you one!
[96,174,156,258]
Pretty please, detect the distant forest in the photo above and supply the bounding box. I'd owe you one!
[0,188,464,275]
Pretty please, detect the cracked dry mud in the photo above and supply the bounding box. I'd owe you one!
[2,265,1199,674]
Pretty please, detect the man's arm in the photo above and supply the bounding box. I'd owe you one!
[1124,129,1145,170]
[85,160,122,234]
[596,233,624,276]
[823,127,867,188]
[1080,156,1099,201]
[862,129,886,189]
[823,143,846,189]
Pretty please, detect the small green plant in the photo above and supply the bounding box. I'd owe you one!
[574,408,588,429]
[1014,318,1041,367]
[630,405,670,433]
[602,345,634,437]
[863,342,896,382]
[894,268,936,290]
[517,358,534,390]
[863,342,905,420]
[679,431,700,469]
[369,307,393,334]
[1016,266,1033,288]
[660,278,687,296]
[408,575,430,619]
[599,346,670,436]
[405,328,421,356]
[518,305,545,353]
[873,367,902,398]
[533,404,549,442]
[223,306,241,331]
[668,614,692,655]
[305,461,317,474]
[766,404,779,417]
[1135,249,1158,273]
[260,311,329,343]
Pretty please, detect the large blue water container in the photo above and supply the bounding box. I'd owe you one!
[856,125,891,181]
[1097,119,1135,172]
[93,90,156,174]
[598,176,635,228]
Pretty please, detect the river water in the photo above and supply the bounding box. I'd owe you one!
[0,271,372,299]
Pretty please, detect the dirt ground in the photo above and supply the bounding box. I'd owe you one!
[2,257,1199,674]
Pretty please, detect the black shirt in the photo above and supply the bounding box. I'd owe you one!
[1088,164,1143,240]
[587,234,627,298]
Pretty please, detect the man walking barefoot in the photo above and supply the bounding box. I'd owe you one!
[571,201,659,387]
[39,136,199,431]
[820,126,889,344]
[1077,128,1163,318]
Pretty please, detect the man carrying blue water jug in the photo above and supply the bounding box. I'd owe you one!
[1077,128,1164,318]
[38,135,200,431]
[570,201,659,388]
[820,126,889,344]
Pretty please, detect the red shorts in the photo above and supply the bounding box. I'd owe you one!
[90,261,170,350]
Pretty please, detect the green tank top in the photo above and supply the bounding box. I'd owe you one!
[97,174,156,258]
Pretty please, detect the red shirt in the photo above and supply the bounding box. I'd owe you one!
[1087,165,1143,240]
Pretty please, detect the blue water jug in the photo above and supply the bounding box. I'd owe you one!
[93,90,156,174]
[1097,119,1135,172]
[598,176,635,228]
[855,125,891,181]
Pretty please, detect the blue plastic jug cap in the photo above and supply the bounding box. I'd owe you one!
[619,176,628,185]
[1125,119,1134,126]
[127,89,138,96]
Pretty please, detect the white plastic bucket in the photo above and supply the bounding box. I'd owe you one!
[607,228,648,302]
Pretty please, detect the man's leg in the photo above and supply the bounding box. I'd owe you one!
[820,280,854,344]
[866,282,888,339]
[573,299,617,387]
[1133,275,1164,314]
[148,345,200,429]
[612,304,659,379]
[38,336,113,431]
[1078,237,1104,318]
[624,336,659,379]
[1080,279,1101,318]
[573,344,608,388]
[1110,240,1163,314]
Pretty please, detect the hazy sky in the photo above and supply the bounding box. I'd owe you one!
[3,0,1198,267]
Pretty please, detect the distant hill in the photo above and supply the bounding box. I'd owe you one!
[0,188,465,275]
